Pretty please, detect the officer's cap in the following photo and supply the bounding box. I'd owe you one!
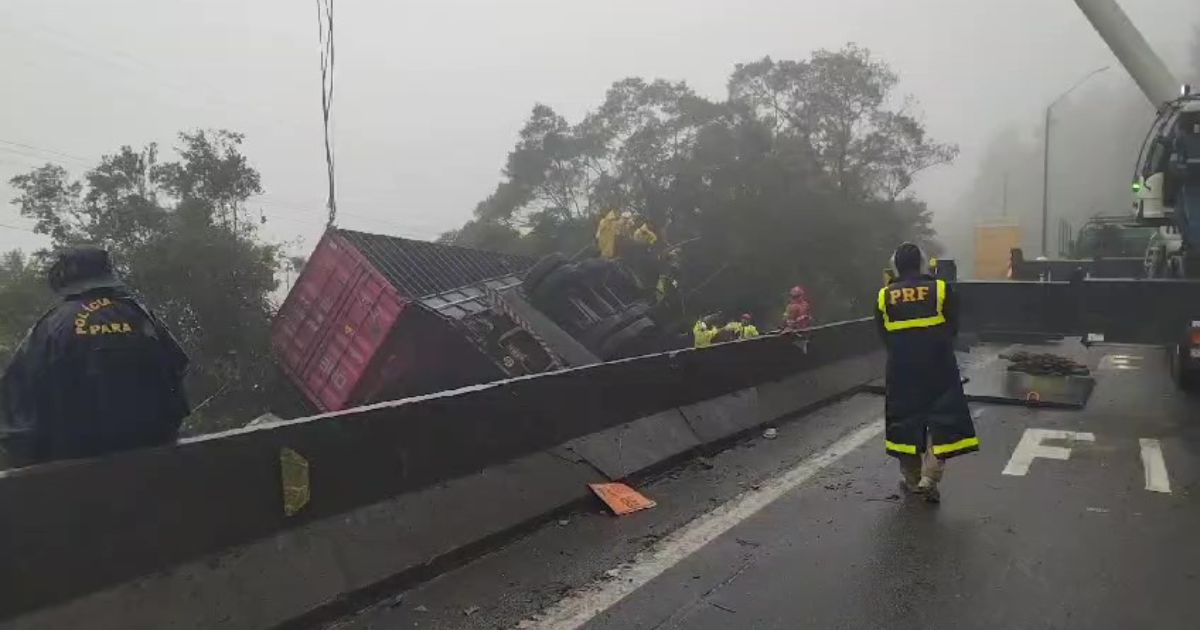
[48,245,124,296]
[891,242,924,275]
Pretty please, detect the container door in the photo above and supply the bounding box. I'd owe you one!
[300,268,404,411]
[273,236,359,382]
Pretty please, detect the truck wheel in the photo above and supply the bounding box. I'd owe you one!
[582,304,649,348]
[529,263,578,303]
[598,317,656,360]
[523,254,567,295]
[572,257,617,278]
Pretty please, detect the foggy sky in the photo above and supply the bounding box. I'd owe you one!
[2,0,1198,261]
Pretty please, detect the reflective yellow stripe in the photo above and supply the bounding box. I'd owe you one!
[884,314,946,331]
[885,440,918,455]
[932,436,980,455]
[878,279,947,331]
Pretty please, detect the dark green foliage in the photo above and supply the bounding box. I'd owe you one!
[0,252,55,369]
[447,45,956,324]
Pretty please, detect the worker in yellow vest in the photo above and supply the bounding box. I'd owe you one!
[724,314,760,340]
[595,210,621,259]
[692,314,721,348]
[633,222,659,247]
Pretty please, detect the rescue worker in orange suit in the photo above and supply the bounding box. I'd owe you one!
[874,242,977,503]
[783,285,812,331]
[0,246,189,466]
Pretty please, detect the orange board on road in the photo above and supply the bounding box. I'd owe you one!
[589,482,657,516]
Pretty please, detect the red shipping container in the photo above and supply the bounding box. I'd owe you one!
[272,229,530,412]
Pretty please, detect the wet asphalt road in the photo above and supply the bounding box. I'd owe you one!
[335,344,1200,630]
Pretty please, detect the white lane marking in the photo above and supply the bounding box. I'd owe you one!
[518,419,883,630]
[1098,354,1143,371]
[1139,438,1172,494]
[1002,428,1095,476]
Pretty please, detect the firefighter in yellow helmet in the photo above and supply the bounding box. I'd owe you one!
[875,242,976,503]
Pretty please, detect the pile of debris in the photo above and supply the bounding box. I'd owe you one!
[1000,351,1091,377]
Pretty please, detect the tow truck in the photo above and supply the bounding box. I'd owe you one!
[1008,214,1154,281]
[957,0,1200,390]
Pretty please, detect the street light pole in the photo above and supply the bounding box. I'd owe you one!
[1041,105,1052,256]
[1041,65,1110,256]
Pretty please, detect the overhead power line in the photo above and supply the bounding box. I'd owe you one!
[316,0,337,228]
[0,139,90,164]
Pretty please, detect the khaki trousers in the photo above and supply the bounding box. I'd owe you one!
[898,432,945,485]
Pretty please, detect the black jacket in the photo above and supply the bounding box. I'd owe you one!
[874,274,976,459]
[1,287,189,464]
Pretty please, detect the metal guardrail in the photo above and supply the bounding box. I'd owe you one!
[958,277,1200,344]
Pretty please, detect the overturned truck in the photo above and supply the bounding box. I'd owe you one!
[271,229,669,413]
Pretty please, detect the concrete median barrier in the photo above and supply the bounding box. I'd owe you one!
[678,389,761,443]
[7,450,603,630]
[554,409,701,480]
[0,318,883,630]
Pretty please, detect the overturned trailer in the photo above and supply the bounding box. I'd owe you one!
[272,229,539,412]
[271,229,669,413]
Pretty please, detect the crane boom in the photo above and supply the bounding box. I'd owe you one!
[1072,0,1181,109]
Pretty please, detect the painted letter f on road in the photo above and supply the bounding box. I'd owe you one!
[1002,428,1096,476]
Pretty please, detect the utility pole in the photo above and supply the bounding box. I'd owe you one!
[1002,171,1010,218]
[1041,106,1051,255]
[1042,65,1109,255]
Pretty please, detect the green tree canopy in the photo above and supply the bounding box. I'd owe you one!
[447,45,956,323]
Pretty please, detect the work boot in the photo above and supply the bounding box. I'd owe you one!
[917,477,940,503]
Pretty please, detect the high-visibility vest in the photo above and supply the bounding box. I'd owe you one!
[876,278,947,332]
[596,211,620,259]
[633,223,659,246]
[723,321,759,340]
[693,321,717,347]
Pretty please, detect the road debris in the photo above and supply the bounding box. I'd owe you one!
[1001,351,1090,376]
[711,602,738,614]
[463,605,481,617]
[589,482,656,516]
